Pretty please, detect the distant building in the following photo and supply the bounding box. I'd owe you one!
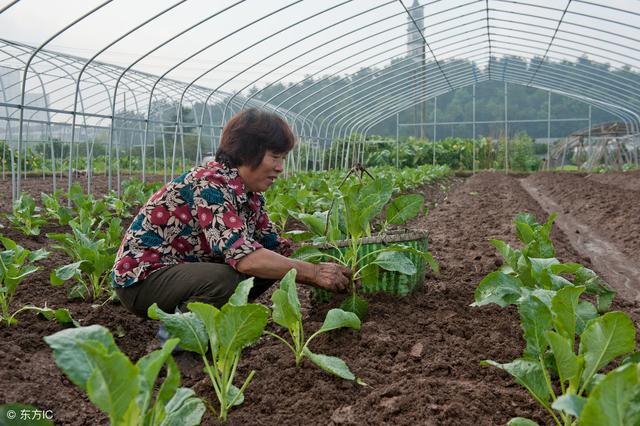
[406,0,425,62]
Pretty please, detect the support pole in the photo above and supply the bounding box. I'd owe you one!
[472,84,476,174]
[547,91,551,171]
[432,96,437,166]
[396,112,400,168]
[504,81,508,173]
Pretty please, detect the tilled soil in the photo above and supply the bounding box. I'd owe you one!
[0,172,639,425]
[524,172,640,265]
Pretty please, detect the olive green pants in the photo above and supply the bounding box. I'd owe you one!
[115,262,275,317]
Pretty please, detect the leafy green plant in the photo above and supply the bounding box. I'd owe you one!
[5,194,49,236]
[48,217,122,301]
[472,213,614,312]
[8,303,79,327]
[482,286,636,426]
[44,324,205,425]
[41,190,74,226]
[266,269,362,381]
[0,236,49,326]
[148,278,269,421]
[473,212,636,425]
[293,174,437,318]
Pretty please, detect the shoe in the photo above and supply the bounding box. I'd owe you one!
[156,324,185,353]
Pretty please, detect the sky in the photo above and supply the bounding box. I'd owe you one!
[0,0,638,96]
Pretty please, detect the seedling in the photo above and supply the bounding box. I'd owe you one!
[0,236,49,326]
[5,194,48,236]
[148,278,269,421]
[473,212,636,425]
[294,172,437,319]
[267,269,363,382]
[45,324,205,425]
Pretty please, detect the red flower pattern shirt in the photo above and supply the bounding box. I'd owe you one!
[111,161,291,288]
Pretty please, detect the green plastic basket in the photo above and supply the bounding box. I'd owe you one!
[313,230,429,297]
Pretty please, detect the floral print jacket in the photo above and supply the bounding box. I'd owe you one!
[111,161,291,288]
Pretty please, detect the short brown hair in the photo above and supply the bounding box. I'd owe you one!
[215,108,296,169]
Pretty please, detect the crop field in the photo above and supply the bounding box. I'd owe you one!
[1,169,639,425]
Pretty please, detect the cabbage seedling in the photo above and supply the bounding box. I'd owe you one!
[45,325,205,425]
[267,269,363,382]
[148,278,269,421]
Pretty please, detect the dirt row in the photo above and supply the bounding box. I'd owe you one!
[524,172,640,266]
[0,171,639,425]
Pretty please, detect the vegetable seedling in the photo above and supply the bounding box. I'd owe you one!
[267,269,363,382]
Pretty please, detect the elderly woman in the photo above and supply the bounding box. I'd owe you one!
[112,108,351,318]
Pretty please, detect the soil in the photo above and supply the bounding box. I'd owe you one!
[1,171,639,426]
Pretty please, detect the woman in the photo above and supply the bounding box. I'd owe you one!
[112,108,351,318]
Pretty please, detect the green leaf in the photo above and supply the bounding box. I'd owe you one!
[481,358,550,405]
[507,418,540,426]
[318,309,361,333]
[371,251,416,275]
[580,363,640,426]
[340,293,369,320]
[472,271,522,307]
[147,304,209,356]
[215,304,270,356]
[490,239,520,270]
[282,230,313,242]
[28,248,50,262]
[518,294,552,358]
[50,261,84,286]
[186,302,219,351]
[552,394,587,418]
[44,325,118,389]
[291,246,325,263]
[34,306,80,327]
[228,384,245,407]
[576,301,598,336]
[78,341,139,424]
[546,331,579,390]
[293,211,327,236]
[228,277,254,306]
[136,338,179,415]
[303,347,357,381]
[160,387,206,426]
[271,269,301,329]
[386,194,424,225]
[579,311,636,388]
[156,356,181,409]
[515,221,536,245]
[551,285,584,340]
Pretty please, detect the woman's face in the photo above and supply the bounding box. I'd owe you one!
[238,150,287,192]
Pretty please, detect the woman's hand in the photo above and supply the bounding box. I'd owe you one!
[313,262,352,293]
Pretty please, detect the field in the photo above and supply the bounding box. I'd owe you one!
[1,170,639,425]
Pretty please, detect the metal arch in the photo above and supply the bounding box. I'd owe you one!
[302,43,636,138]
[15,0,113,200]
[139,0,298,181]
[331,55,636,146]
[108,1,246,188]
[261,6,488,117]
[1,0,639,182]
[344,64,637,148]
[524,0,573,85]
[397,0,453,91]
[288,39,636,142]
[326,52,637,151]
[304,34,640,139]
[0,0,20,15]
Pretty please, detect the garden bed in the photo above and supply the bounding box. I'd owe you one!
[1,172,639,425]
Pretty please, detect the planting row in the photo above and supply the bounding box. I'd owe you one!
[473,212,639,425]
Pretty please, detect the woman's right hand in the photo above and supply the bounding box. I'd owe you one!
[313,262,352,293]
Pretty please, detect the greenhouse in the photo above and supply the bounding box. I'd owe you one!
[0,0,639,424]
